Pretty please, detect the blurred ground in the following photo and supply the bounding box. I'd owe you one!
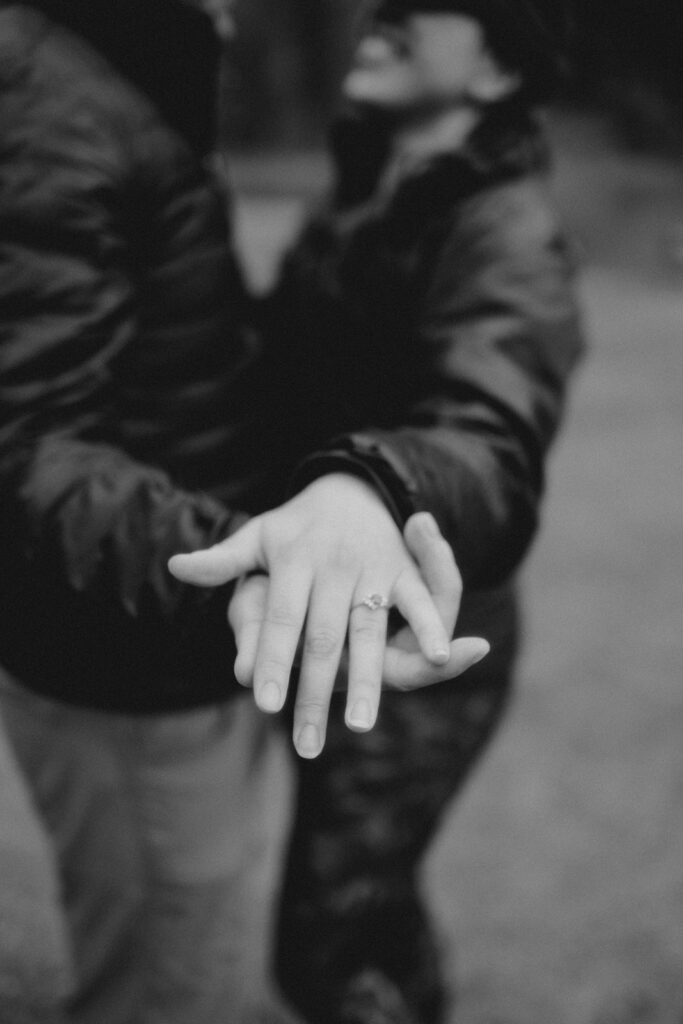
[1,111,682,1022]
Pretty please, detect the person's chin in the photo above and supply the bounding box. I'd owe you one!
[342,72,413,113]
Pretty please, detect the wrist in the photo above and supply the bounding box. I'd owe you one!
[289,445,417,530]
[298,471,392,521]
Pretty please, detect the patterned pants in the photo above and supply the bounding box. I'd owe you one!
[276,593,518,1024]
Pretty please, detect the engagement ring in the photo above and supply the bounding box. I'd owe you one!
[351,593,390,612]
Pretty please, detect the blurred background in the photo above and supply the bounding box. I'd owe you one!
[222,0,683,152]
[1,2,682,1022]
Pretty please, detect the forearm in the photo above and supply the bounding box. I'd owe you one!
[0,429,247,703]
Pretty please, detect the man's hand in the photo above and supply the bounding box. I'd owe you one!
[382,510,489,688]
[169,476,489,758]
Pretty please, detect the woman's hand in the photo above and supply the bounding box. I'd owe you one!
[229,512,489,691]
[169,475,489,757]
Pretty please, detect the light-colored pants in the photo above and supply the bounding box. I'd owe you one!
[0,672,302,1024]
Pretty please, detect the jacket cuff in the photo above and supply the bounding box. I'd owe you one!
[288,433,420,530]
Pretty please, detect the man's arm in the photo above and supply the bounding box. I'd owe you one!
[0,37,246,707]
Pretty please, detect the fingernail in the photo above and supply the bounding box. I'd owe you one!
[296,724,321,759]
[470,642,490,665]
[431,647,450,665]
[258,681,282,713]
[347,699,373,731]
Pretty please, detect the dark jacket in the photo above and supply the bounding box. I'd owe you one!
[261,104,584,640]
[0,1,274,711]
[0,2,582,714]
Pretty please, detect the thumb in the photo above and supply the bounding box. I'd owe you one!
[383,636,490,692]
[168,518,263,587]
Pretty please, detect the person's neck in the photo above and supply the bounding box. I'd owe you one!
[391,104,482,167]
[375,104,482,195]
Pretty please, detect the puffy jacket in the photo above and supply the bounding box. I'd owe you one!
[261,104,585,595]
[0,2,584,714]
[0,1,273,711]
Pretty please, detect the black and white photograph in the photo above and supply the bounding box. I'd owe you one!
[0,2,681,1022]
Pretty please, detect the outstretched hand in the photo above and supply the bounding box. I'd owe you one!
[168,474,489,757]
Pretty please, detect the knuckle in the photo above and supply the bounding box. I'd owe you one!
[304,628,341,660]
[295,696,328,716]
[242,615,265,632]
[395,565,419,591]
[262,513,294,543]
[259,653,292,677]
[265,599,299,629]
[326,540,356,573]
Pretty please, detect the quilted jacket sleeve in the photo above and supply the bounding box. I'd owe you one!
[0,26,245,706]
[294,179,585,589]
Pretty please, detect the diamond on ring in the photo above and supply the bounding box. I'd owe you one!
[353,593,390,612]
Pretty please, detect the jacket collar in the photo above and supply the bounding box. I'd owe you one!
[458,98,550,180]
[333,98,548,210]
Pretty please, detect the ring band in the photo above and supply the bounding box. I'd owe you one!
[351,593,390,613]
